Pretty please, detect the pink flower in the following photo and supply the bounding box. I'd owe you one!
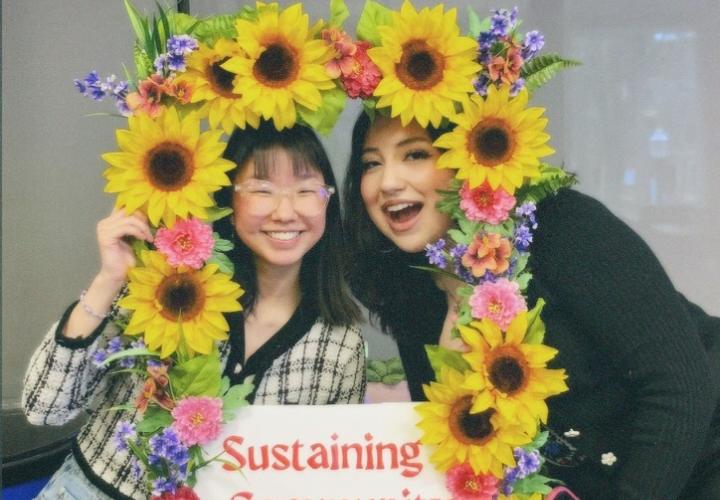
[171,396,223,446]
[461,233,513,277]
[460,181,516,224]
[446,463,499,500]
[154,218,214,269]
[469,278,527,329]
[341,41,381,99]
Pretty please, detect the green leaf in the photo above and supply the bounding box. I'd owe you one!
[156,1,171,45]
[213,235,234,252]
[329,0,350,27]
[515,163,578,203]
[447,228,472,245]
[356,0,392,45]
[193,13,240,45]
[382,373,406,385]
[386,357,405,375]
[168,12,199,34]
[222,381,254,420]
[208,251,235,276]
[368,359,388,378]
[103,347,159,366]
[521,54,581,93]
[133,43,152,80]
[524,299,546,344]
[425,345,470,379]
[467,6,482,38]
[124,0,149,49]
[525,430,549,450]
[170,352,222,397]
[512,473,554,494]
[297,87,347,136]
[512,253,530,278]
[136,406,173,433]
[131,238,150,257]
[218,376,230,397]
[205,206,234,222]
[515,271,532,292]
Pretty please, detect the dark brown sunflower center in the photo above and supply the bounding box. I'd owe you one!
[253,41,299,87]
[144,143,194,192]
[469,118,516,167]
[209,56,237,97]
[156,274,205,321]
[488,347,528,395]
[449,395,495,445]
[396,39,445,90]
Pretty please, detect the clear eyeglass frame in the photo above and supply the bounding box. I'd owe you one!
[233,180,336,217]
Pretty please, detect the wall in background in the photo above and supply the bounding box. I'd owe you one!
[3,0,718,409]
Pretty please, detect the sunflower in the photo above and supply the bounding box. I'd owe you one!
[416,366,531,477]
[175,39,260,134]
[119,250,243,358]
[434,85,555,193]
[459,313,568,435]
[221,3,334,130]
[367,0,480,128]
[102,107,235,226]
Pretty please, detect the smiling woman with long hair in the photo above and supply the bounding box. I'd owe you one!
[343,111,720,500]
[23,122,365,500]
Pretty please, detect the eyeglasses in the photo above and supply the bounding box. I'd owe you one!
[234,180,335,217]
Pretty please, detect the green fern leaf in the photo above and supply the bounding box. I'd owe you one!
[521,54,581,92]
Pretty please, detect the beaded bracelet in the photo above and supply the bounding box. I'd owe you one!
[79,289,110,320]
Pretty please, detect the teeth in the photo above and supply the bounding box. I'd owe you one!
[267,231,300,241]
[386,203,415,213]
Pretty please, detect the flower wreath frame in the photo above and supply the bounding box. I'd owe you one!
[77,1,579,498]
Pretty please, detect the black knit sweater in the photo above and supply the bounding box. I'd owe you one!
[398,189,720,499]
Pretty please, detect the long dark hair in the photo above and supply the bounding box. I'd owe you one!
[342,112,448,341]
[216,122,360,326]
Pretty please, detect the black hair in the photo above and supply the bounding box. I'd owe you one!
[342,112,449,341]
[216,121,360,326]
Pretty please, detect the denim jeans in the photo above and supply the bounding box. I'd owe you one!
[35,453,113,500]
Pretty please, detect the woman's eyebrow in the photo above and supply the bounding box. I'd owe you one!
[362,136,432,155]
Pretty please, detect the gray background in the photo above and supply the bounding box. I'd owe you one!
[3,0,719,412]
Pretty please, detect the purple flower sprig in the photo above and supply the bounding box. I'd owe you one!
[425,239,448,269]
[147,428,190,496]
[153,35,199,76]
[500,447,543,495]
[73,71,130,116]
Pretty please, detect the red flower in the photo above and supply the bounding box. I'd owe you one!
[446,463,499,500]
[340,41,381,99]
[152,486,200,500]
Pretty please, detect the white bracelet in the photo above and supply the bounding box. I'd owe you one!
[79,289,110,320]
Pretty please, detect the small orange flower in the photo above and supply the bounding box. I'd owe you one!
[488,47,523,85]
[135,362,175,412]
[461,233,512,277]
[125,75,168,117]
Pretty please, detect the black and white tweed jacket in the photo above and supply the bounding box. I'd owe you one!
[22,303,366,499]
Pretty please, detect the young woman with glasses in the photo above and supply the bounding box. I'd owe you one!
[23,122,365,499]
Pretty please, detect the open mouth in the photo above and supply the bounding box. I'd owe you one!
[264,231,301,241]
[383,202,423,224]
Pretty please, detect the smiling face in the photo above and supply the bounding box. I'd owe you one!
[232,148,327,272]
[359,116,454,253]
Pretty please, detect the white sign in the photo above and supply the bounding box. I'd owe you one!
[194,403,449,499]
